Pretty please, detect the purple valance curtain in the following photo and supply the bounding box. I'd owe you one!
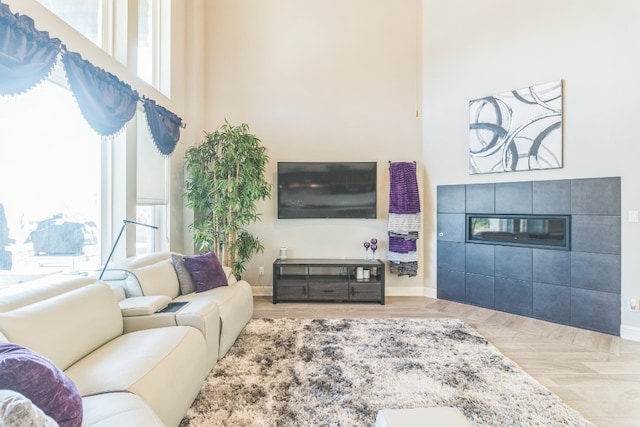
[142,97,183,156]
[1,1,185,152]
[0,3,61,95]
[62,51,139,137]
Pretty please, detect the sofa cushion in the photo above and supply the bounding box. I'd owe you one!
[0,342,83,427]
[81,392,164,427]
[128,259,180,299]
[0,389,58,427]
[0,282,123,371]
[171,254,196,294]
[0,275,96,313]
[174,280,253,358]
[183,251,227,293]
[65,326,208,427]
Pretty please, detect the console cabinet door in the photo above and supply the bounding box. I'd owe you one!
[277,282,308,301]
[308,281,348,300]
[350,283,382,301]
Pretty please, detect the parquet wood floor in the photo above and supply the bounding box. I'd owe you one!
[253,296,640,427]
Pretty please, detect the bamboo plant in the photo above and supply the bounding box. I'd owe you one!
[184,120,272,277]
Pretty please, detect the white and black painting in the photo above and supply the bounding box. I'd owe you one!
[469,80,563,175]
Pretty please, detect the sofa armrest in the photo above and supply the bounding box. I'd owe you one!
[119,296,172,317]
[120,297,185,334]
[122,312,177,334]
[99,269,144,298]
[175,300,221,368]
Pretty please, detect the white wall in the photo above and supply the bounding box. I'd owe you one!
[174,0,206,253]
[202,0,423,295]
[422,0,640,337]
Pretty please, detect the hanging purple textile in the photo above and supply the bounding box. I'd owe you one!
[388,162,421,214]
[0,3,61,95]
[142,97,183,156]
[388,161,420,277]
[62,51,139,136]
[388,236,417,253]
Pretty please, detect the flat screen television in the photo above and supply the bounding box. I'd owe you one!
[277,162,377,219]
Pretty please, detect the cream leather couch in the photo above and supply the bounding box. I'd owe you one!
[0,274,209,427]
[104,251,254,362]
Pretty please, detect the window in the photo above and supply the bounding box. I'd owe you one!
[0,2,174,284]
[38,0,170,93]
[137,0,155,85]
[0,73,102,282]
[138,0,171,94]
[135,111,167,255]
[36,0,105,47]
[135,205,165,255]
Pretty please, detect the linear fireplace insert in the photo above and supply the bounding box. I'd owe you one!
[466,214,570,250]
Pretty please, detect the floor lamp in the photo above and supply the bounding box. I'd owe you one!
[98,219,158,280]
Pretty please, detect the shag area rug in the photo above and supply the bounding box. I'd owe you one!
[180,318,594,427]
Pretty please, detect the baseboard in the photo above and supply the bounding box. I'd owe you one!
[384,286,424,297]
[424,287,437,299]
[252,286,272,297]
[620,324,640,342]
[252,286,438,299]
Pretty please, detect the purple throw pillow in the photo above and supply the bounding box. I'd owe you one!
[0,342,83,427]
[183,251,228,292]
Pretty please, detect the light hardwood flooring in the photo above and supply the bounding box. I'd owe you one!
[253,296,640,427]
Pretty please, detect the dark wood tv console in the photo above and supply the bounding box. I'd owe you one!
[272,258,385,304]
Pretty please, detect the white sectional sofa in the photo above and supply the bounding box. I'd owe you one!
[0,252,254,426]
[0,274,208,427]
[104,251,254,361]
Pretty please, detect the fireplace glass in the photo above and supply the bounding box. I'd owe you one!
[466,214,570,250]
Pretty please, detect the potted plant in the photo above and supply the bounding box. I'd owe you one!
[184,120,272,277]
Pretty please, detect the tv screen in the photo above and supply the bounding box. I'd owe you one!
[277,162,377,219]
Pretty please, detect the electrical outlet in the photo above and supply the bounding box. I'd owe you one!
[629,298,639,312]
[259,267,265,276]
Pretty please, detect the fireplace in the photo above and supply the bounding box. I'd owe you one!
[437,177,621,336]
[466,214,570,250]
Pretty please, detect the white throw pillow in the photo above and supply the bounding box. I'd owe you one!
[0,389,59,427]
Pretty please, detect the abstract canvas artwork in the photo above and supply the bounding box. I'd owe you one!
[468,80,563,175]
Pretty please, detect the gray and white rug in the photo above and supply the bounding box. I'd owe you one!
[180,318,594,427]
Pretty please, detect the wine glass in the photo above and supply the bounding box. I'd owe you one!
[371,243,378,259]
[363,241,371,259]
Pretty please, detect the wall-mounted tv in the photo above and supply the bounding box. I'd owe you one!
[277,162,377,219]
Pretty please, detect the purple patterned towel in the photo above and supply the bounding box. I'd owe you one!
[389,236,417,253]
[389,162,420,214]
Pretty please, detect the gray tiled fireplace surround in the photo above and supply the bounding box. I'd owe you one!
[437,177,621,335]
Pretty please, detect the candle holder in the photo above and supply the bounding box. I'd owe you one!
[370,238,378,260]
